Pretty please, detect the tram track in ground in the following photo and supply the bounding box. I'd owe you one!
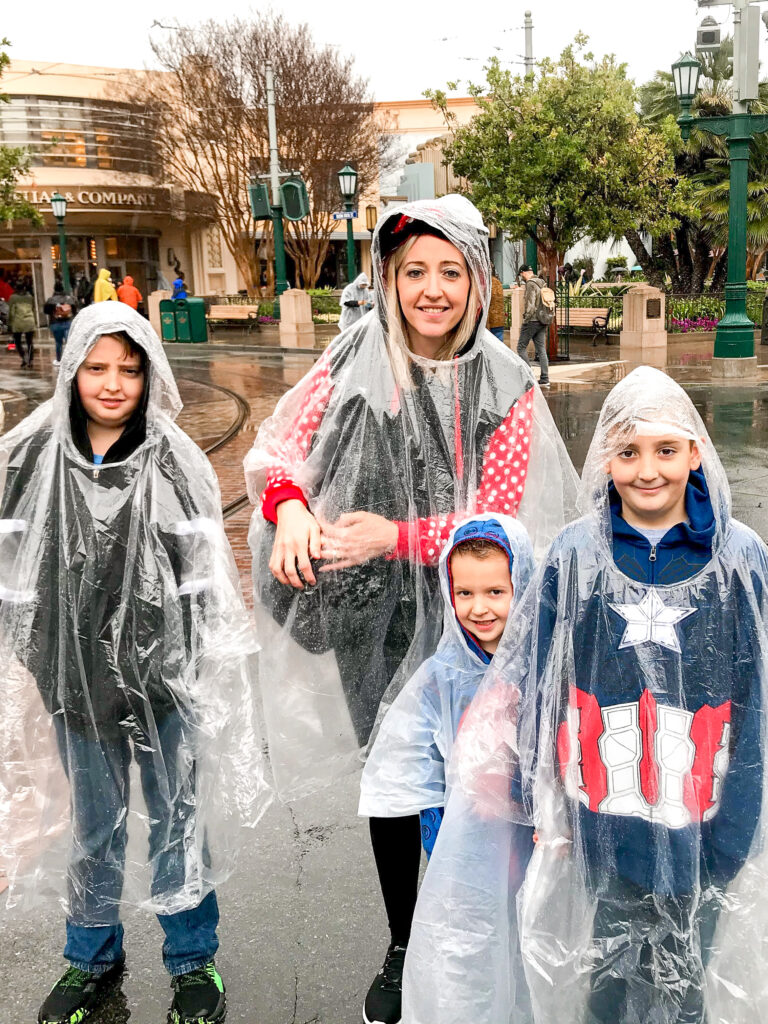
[176,375,253,520]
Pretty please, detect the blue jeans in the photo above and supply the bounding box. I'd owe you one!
[53,715,219,976]
[50,320,71,361]
[516,320,550,382]
[489,326,505,342]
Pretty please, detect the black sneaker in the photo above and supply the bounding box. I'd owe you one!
[38,957,125,1023]
[363,943,406,1024]
[168,961,227,1023]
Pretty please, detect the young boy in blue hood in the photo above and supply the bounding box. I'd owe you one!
[359,513,535,1024]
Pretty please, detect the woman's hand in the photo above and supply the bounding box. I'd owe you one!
[319,512,399,572]
[270,499,322,589]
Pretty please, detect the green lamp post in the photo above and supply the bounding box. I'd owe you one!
[672,51,768,366]
[338,162,358,283]
[51,192,70,292]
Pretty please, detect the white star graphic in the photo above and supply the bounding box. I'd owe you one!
[610,589,696,653]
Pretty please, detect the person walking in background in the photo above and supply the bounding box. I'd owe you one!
[8,280,37,367]
[117,275,143,312]
[0,270,13,304]
[515,265,553,388]
[2,271,17,350]
[93,269,117,303]
[338,272,373,331]
[487,271,506,342]
[44,278,76,367]
[171,273,188,300]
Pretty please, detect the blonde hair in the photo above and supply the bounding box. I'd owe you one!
[384,235,481,364]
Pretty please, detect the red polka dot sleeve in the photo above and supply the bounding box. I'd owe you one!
[260,352,334,523]
[389,388,535,565]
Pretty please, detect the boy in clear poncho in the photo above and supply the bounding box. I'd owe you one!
[359,514,536,1024]
[0,304,269,1024]
[402,367,768,1024]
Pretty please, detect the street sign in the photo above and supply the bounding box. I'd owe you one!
[333,210,357,220]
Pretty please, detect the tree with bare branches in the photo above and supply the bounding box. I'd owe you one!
[129,15,393,293]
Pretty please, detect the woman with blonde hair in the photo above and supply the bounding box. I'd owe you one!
[245,194,577,1024]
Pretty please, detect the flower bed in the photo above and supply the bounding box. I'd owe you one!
[670,316,719,333]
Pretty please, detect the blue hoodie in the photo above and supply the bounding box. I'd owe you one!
[359,515,535,856]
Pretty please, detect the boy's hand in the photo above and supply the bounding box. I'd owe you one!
[270,499,321,589]
[318,512,399,571]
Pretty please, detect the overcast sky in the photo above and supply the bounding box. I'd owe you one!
[3,0,753,102]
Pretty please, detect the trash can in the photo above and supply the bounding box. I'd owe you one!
[159,298,208,343]
[159,299,177,342]
[184,297,208,342]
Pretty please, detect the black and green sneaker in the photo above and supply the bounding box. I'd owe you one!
[168,961,226,1024]
[38,957,125,1024]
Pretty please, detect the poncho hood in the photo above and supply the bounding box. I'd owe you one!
[440,514,535,665]
[580,366,732,554]
[55,301,182,428]
[371,194,491,334]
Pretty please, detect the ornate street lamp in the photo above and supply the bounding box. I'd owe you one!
[671,53,702,138]
[338,163,358,282]
[337,163,358,202]
[672,44,768,369]
[51,192,70,292]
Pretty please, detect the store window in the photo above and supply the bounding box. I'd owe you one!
[0,96,158,175]
[0,237,41,260]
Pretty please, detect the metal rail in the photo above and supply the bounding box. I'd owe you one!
[176,376,252,520]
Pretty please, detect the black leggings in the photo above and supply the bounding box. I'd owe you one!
[369,815,422,947]
[13,331,34,365]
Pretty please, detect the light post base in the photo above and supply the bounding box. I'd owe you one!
[711,355,758,379]
[713,317,755,360]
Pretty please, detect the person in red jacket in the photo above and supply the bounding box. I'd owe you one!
[116,275,143,311]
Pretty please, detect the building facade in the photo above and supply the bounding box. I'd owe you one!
[2,62,490,303]
[2,61,217,318]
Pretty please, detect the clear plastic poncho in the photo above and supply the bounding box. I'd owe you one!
[403,366,768,1024]
[245,194,578,800]
[338,272,373,331]
[359,513,535,819]
[0,303,271,920]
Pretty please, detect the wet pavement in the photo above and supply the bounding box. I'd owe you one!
[0,337,767,1023]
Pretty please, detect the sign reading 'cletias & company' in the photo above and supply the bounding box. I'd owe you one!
[17,187,168,209]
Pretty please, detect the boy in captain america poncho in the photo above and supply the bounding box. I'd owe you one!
[401,367,768,1024]
[359,514,536,1024]
[0,304,270,1024]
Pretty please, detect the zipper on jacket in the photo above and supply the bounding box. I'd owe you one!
[93,468,100,479]
[649,545,657,562]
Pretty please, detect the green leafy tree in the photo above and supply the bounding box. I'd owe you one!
[426,36,687,284]
[0,39,42,226]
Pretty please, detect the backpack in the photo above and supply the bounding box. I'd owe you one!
[54,302,72,320]
[535,282,556,325]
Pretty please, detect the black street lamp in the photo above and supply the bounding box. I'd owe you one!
[51,192,70,292]
[338,163,358,282]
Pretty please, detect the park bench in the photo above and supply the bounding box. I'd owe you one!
[556,305,611,345]
[206,304,261,334]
